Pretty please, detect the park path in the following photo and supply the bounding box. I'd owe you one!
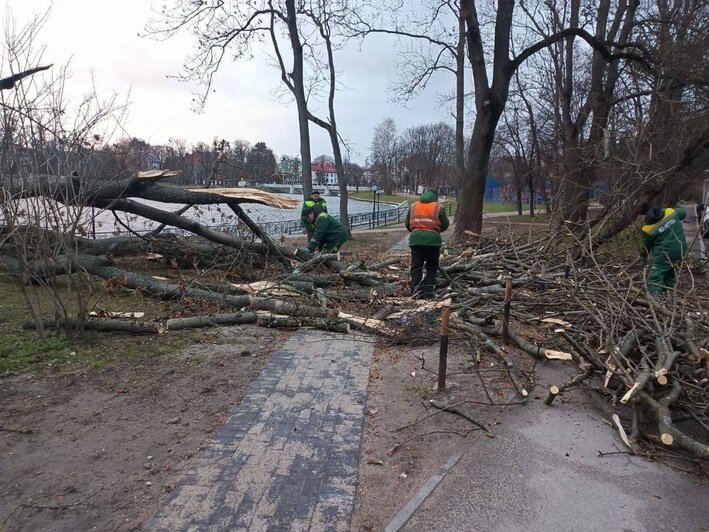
[395,362,709,532]
[145,329,373,532]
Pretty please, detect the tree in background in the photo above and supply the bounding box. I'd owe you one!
[370,118,399,195]
[400,122,456,194]
[246,142,277,183]
[343,158,364,192]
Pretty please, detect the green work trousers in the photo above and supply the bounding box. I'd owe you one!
[647,255,678,295]
[321,241,343,253]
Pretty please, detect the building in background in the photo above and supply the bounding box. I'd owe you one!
[312,161,338,186]
[275,156,301,184]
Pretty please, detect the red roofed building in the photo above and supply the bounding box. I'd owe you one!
[312,161,338,186]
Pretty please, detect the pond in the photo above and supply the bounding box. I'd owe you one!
[89,193,398,237]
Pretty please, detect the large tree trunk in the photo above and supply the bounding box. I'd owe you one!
[455,14,466,194]
[285,0,312,199]
[454,111,502,237]
[333,138,351,238]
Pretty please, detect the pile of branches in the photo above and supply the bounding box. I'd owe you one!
[429,236,708,460]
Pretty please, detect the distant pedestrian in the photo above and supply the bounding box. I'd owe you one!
[301,190,328,241]
[305,206,347,253]
[637,203,688,295]
[405,188,449,299]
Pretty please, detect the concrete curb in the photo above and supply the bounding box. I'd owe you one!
[384,454,462,532]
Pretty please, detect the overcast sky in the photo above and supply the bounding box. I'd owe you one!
[4,0,456,164]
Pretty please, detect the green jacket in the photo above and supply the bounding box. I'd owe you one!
[308,212,348,252]
[641,207,687,261]
[301,198,328,230]
[405,190,450,247]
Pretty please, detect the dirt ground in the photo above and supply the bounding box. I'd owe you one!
[0,325,289,531]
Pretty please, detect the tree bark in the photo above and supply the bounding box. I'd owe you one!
[455,13,466,194]
[285,0,313,199]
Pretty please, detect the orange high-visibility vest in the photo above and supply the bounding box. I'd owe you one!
[410,201,442,232]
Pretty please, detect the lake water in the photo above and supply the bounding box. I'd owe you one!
[88,193,398,236]
[2,193,400,237]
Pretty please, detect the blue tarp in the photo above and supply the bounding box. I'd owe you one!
[485,176,502,200]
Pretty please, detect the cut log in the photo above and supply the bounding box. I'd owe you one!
[660,433,674,446]
[544,386,560,406]
[24,318,163,334]
[165,312,258,330]
[255,312,350,333]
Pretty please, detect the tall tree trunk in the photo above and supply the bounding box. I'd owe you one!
[285,0,312,199]
[455,14,466,195]
[332,132,351,238]
[322,22,351,238]
[455,112,501,236]
[516,186,523,215]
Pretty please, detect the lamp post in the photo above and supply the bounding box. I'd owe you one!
[371,185,378,228]
[376,190,383,226]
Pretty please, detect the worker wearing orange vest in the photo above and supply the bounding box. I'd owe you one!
[405,188,450,299]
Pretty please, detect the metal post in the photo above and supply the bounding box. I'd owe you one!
[437,302,451,392]
[372,189,376,228]
[502,277,513,344]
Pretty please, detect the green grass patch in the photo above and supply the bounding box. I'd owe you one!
[482,202,520,213]
[490,213,553,222]
[0,275,209,374]
[436,201,520,217]
[0,333,74,373]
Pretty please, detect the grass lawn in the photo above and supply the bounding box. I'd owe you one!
[348,191,521,214]
[0,275,203,374]
[437,201,520,216]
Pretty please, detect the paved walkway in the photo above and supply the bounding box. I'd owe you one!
[396,362,709,532]
[146,330,373,531]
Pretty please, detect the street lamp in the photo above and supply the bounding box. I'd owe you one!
[376,189,383,226]
[371,185,378,228]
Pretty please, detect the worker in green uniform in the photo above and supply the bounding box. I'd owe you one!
[301,190,328,241]
[305,206,347,253]
[638,203,688,295]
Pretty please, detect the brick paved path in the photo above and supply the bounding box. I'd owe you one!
[145,330,373,531]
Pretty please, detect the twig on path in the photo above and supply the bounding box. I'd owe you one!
[151,394,170,409]
[387,429,474,456]
[430,399,493,434]
[0,426,34,434]
[394,399,469,432]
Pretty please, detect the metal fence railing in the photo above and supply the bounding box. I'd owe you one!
[259,203,409,236]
